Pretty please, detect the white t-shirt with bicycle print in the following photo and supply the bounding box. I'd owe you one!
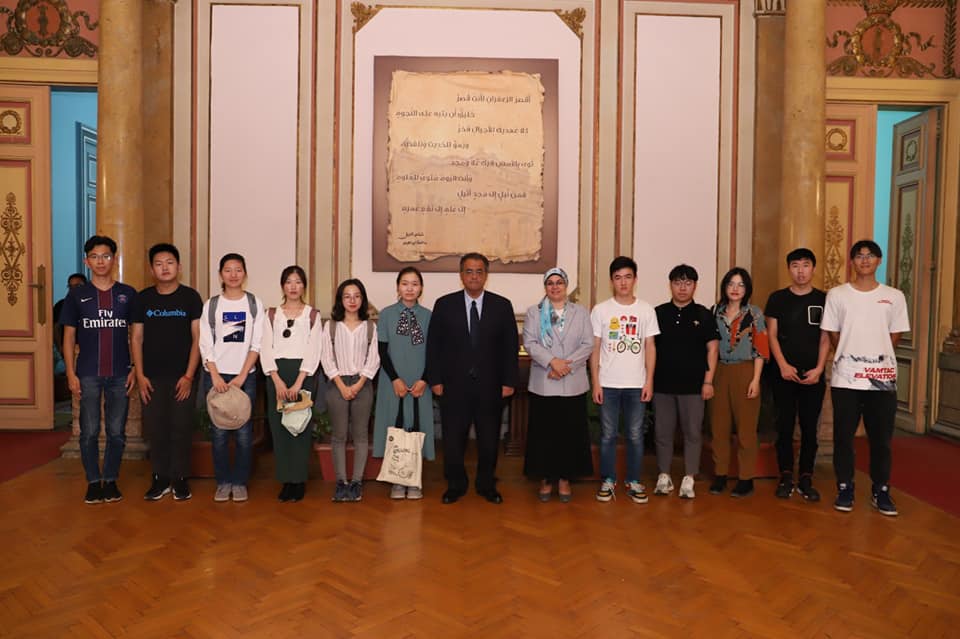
[591,297,660,389]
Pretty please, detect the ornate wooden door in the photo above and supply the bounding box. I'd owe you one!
[0,84,52,429]
[888,109,940,434]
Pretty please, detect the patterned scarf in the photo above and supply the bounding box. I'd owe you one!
[539,298,566,347]
[396,306,424,345]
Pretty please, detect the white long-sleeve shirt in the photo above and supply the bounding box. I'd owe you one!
[199,293,266,375]
[259,306,322,376]
[318,319,380,380]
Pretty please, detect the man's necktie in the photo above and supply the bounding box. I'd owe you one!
[470,300,480,347]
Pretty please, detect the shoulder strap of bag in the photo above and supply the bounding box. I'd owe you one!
[309,308,319,329]
[246,291,258,321]
[268,307,277,329]
[208,295,220,336]
[329,319,339,370]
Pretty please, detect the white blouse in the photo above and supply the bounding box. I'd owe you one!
[259,305,322,376]
[318,319,380,380]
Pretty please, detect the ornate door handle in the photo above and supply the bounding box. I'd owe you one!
[27,264,45,326]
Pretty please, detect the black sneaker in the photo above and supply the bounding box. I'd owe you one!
[709,475,728,495]
[102,481,123,503]
[871,484,898,516]
[796,474,820,502]
[834,482,855,512]
[172,478,192,501]
[332,480,348,502]
[279,483,293,502]
[348,480,363,502]
[144,475,171,501]
[775,472,794,499]
[731,479,754,498]
[84,482,103,504]
[290,483,305,502]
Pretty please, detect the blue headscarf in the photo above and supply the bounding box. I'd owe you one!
[539,268,568,347]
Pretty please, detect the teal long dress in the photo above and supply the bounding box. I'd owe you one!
[373,301,435,460]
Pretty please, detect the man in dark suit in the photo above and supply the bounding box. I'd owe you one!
[426,252,519,504]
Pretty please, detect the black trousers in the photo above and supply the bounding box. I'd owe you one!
[143,377,195,479]
[772,377,826,476]
[440,385,503,494]
[831,387,897,488]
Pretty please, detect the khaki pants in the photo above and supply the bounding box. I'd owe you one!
[708,361,760,479]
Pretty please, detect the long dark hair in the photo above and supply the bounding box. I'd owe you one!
[331,278,369,321]
[718,267,753,307]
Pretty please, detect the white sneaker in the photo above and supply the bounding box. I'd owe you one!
[654,473,674,496]
[625,481,649,504]
[390,484,407,500]
[679,475,696,499]
[406,486,423,500]
[214,483,232,502]
[595,479,616,502]
[231,485,248,502]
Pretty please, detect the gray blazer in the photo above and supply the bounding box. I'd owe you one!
[523,301,593,397]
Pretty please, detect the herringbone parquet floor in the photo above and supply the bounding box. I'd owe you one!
[1,452,958,639]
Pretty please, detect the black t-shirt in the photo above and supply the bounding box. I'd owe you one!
[131,284,203,379]
[653,301,721,395]
[764,287,826,372]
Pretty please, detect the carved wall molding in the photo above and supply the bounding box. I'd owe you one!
[351,2,380,34]
[0,0,98,58]
[754,0,785,17]
[554,7,586,38]
[1,191,25,306]
[824,206,845,289]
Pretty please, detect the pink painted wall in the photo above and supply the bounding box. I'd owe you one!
[826,2,957,78]
[0,0,100,58]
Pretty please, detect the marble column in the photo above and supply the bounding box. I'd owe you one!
[751,0,786,306]
[62,0,148,461]
[779,0,826,290]
[142,0,174,256]
[778,1,832,460]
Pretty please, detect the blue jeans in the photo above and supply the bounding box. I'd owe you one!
[599,387,646,482]
[79,376,129,483]
[204,372,256,486]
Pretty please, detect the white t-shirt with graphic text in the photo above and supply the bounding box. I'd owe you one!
[590,297,660,389]
[821,283,910,391]
[199,294,266,376]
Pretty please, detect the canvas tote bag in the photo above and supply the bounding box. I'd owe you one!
[376,396,426,488]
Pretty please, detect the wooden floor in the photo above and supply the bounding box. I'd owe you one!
[1,453,959,639]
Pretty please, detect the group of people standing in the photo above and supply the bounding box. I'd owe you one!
[59,236,908,516]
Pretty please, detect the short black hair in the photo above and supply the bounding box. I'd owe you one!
[83,235,117,255]
[149,243,180,263]
[668,264,699,282]
[609,256,637,278]
[67,273,87,285]
[331,278,369,321]
[460,252,489,271]
[786,248,816,267]
[849,239,882,260]
[718,267,754,307]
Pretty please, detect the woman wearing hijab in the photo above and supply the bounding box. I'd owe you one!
[372,267,435,499]
[522,268,594,502]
